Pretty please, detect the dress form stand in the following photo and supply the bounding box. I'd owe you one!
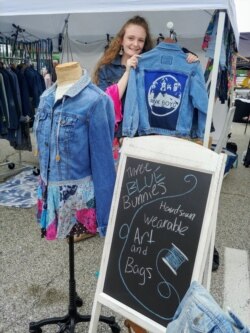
[29,62,120,333]
[29,236,120,333]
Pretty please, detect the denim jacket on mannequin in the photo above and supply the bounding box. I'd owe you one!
[122,42,208,139]
[34,70,116,236]
[166,281,250,333]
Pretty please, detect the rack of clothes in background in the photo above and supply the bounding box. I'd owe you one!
[0,25,53,177]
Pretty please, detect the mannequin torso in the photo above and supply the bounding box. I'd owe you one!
[36,60,116,240]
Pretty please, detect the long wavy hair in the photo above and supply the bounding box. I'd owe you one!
[92,16,153,84]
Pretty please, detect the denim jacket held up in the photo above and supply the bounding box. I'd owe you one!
[122,42,208,139]
[34,70,116,236]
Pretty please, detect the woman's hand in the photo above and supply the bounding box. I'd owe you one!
[118,54,141,99]
[186,53,199,63]
[126,54,141,71]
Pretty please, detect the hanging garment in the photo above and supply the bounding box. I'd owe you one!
[122,42,208,139]
[203,11,227,69]
[34,70,116,239]
[0,73,9,136]
[0,67,20,131]
[98,48,197,139]
[202,11,237,104]
[15,65,33,118]
[24,65,45,108]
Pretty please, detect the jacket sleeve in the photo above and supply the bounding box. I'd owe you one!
[122,68,140,137]
[189,64,209,139]
[89,93,116,236]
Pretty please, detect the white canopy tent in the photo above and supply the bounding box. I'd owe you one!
[0,0,239,146]
[0,0,239,43]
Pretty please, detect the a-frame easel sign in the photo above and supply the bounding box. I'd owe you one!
[89,136,226,333]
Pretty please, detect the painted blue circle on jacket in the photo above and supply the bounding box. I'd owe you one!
[148,75,183,117]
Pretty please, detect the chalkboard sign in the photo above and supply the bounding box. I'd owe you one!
[89,136,226,333]
[103,156,211,326]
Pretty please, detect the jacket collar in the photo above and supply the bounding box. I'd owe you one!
[42,69,91,99]
[156,42,183,52]
[111,55,123,66]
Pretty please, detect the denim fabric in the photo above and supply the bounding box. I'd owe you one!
[0,68,19,130]
[97,56,126,92]
[166,281,250,333]
[0,98,7,136]
[97,50,192,93]
[97,56,127,138]
[7,69,22,116]
[122,42,208,139]
[35,70,116,236]
[0,73,9,135]
[15,67,33,117]
[24,66,45,108]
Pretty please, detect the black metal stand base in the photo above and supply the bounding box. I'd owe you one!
[29,235,120,333]
[29,312,120,333]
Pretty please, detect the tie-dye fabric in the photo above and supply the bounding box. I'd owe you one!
[37,176,97,240]
[0,168,37,208]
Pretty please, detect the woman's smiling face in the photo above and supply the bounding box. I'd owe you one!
[121,23,146,59]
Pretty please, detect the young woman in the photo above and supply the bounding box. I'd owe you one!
[93,15,199,140]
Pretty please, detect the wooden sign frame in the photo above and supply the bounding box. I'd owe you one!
[89,136,226,333]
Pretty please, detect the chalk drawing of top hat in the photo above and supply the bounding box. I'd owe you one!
[162,243,189,275]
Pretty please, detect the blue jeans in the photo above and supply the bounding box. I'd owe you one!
[166,281,250,333]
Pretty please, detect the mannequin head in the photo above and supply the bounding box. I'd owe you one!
[55,62,82,86]
[55,62,82,100]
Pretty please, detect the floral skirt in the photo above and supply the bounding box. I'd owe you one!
[37,176,97,240]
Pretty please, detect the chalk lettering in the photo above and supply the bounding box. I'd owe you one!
[123,192,150,210]
[159,201,196,221]
[126,163,152,178]
[159,202,181,215]
[130,245,148,256]
[126,169,166,196]
[130,244,142,254]
[122,183,167,210]
[125,256,153,286]
[134,228,155,245]
[144,214,188,236]
[126,177,153,196]
[179,210,196,221]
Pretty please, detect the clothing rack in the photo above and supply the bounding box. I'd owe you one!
[0,24,53,72]
[0,151,39,179]
[0,30,52,179]
[0,81,34,179]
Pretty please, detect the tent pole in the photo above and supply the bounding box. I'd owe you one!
[203,11,226,148]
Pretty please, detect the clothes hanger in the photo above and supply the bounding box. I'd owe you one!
[163,37,176,43]
[164,21,178,43]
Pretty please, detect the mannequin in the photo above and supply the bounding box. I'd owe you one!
[35,60,116,241]
[31,60,118,331]
[55,61,82,100]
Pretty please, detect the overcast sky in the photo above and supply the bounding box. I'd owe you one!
[235,0,250,32]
